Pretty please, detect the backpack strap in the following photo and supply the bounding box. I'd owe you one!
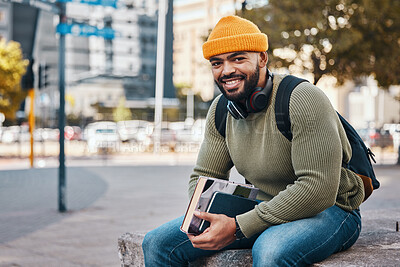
[275,75,308,141]
[215,95,229,138]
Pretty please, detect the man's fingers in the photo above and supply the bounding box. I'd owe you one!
[188,231,212,245]
[194,211,216,221]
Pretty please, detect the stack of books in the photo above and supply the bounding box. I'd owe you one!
[180,176,259,235]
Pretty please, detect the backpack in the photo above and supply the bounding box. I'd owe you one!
[215,75,379,201]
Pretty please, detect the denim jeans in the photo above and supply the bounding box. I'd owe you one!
[142,205,361,267]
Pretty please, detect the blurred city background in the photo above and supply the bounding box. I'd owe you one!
[0,1,399,266]
[0,0,399,165]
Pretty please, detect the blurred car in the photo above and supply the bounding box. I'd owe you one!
[149,123,176,151]
[172,119,206,146]
[117,120,152,145]
[84,121,120,153]
[368,128,393,148]
[64,126,82,141]
[1,126,20,143]
[1,125,30,143]
[41,128,60,141]
[170,121,193,144]
[383,124,400,151]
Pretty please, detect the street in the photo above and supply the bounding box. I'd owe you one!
[0,158,399,266]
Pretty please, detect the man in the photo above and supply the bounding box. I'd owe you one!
[143,15,363,266]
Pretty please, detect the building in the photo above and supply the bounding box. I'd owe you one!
[0,2,11,40]
[315,75,400,129]
[1,0,175,125]
[173,0,243,101]
[172,0,268,101]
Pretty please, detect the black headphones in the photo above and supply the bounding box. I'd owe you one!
[227,70,273,120]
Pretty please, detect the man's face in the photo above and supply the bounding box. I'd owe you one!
[210,51,261,103]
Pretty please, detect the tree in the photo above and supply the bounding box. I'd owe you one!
[113,97,132,122]
[0,39,28,121]
[240,0,400,87]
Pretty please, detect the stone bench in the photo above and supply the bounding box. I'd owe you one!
[118,211,400,266]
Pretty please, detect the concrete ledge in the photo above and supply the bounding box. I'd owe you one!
[118,210,400,266]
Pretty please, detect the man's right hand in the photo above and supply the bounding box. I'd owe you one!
[187,211,237,250]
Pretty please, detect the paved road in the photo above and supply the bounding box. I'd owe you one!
[0,159,399,266]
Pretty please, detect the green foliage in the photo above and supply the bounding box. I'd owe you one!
[0,39,28,120]
[241,0,400,87]
[174,82,193,100]
[112,97,132,122]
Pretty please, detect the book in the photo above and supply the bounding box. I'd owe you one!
[180,176,259,235]
[198,192,259,233]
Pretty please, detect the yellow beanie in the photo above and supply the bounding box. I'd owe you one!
[202,15,268,60]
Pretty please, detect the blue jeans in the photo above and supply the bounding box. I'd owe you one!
[142,205,361,267]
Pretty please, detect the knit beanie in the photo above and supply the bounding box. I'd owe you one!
[202,15,268,60]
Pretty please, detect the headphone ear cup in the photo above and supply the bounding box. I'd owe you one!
[227,101,248,120]
[247,89,268,112]
[246,73,273,113]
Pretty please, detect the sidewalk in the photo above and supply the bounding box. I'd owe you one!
[0,152,198,170]
[0,164,194,266]
[0,154,399,266]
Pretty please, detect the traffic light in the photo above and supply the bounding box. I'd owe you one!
[22,58,34,90]
[38,63,49,89]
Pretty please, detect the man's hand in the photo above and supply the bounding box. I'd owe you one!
[187,211,237,250]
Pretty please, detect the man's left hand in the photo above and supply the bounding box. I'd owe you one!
[187,211,237,250]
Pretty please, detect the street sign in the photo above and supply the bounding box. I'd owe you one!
[56,23,117,39]
[4,0,60,14]
[56,0,118,8]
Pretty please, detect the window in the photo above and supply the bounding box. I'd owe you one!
[0,8,8,26]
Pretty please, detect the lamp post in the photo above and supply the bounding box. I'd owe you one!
[58,1,67,212]
[153,0,167,154]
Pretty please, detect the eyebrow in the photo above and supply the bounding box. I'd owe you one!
[209,51,249,62]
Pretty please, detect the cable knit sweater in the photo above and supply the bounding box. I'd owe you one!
[188,73,364,238]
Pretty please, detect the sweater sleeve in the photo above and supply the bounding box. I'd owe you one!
[188,95,234,198]
[237,83,343,238]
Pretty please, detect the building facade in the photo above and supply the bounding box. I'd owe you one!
[15,0,176,124]
[173,0,242,101]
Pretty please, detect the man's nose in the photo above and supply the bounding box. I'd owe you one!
[222,62,235,76]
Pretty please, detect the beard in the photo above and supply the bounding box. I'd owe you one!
[214,64,260,103]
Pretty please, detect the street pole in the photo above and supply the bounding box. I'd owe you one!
[187,89,194,122]
[153,0,167,154]
[397,98,400,165]
[58,1,67,212]
[28,88,35,167]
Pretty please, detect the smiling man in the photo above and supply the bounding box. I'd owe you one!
[210,51,266,103]
[142,15,364,266]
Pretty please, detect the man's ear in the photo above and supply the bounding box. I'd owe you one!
[258,52,268,68]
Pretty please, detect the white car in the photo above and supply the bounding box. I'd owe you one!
[117,120,153,145]
[84,121,120,153]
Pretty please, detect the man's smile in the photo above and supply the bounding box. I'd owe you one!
[220,75,245,91]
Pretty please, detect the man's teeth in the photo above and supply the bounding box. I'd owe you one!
[226,80,240,85]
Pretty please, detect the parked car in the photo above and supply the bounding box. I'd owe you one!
[64,126,82,141]
[149,123,176,151]
[1,125,30,143]
[84,121,120,153]
[117,120,152,145]
[383,123,400,151]
[368,128,393,148]
[173,119,206,146]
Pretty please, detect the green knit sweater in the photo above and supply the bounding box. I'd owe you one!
[188,73,365,238]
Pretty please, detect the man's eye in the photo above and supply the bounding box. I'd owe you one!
[234,57,245,61]
[211,62,221,67]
